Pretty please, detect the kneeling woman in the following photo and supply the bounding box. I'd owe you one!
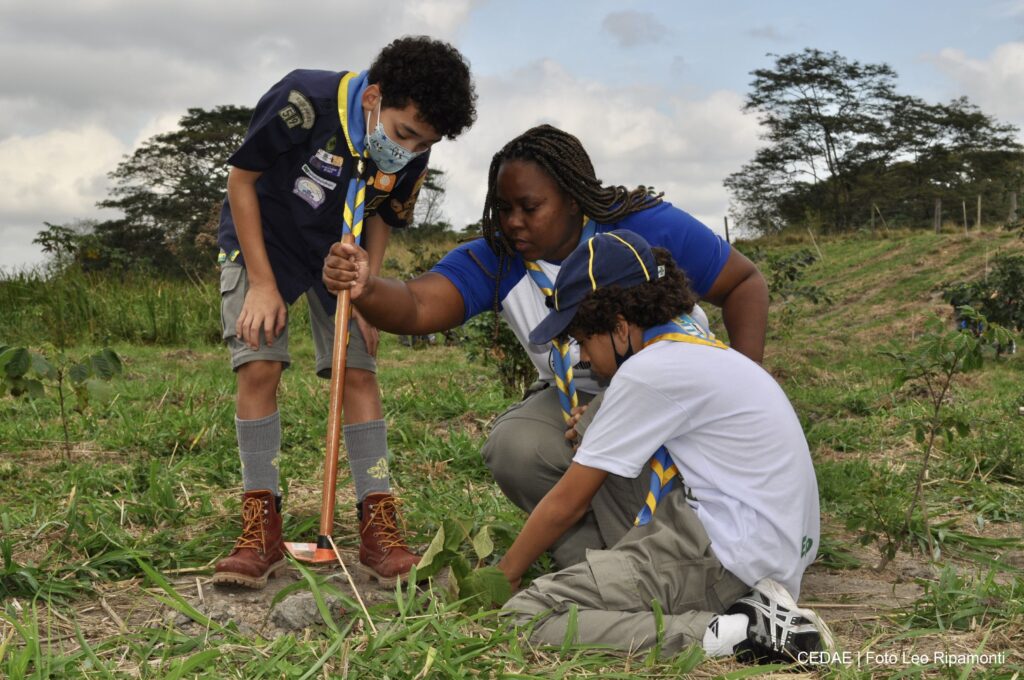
[322,124,768,567]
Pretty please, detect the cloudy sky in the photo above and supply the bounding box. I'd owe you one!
[3,0,1024,271]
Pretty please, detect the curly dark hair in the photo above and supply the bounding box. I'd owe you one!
[481,124,663,258]
[564,248,697,340]
[368,36,477,139]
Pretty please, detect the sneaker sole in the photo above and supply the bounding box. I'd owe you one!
[751,578,836,651]
[211,558,288,589]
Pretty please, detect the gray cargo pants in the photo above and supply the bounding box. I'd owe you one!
[505,490,749,654]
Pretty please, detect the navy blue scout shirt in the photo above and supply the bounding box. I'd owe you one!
[217,69,430,316]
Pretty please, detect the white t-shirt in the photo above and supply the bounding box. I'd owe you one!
[574,340,820,599]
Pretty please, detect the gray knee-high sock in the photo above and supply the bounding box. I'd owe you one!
[237,412,281,496]
[344,419,390,502]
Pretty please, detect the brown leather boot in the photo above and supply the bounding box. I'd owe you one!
[358,493,421,585]
[212,489,286,589]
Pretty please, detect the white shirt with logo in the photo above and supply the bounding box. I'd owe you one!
[573,340,820,599]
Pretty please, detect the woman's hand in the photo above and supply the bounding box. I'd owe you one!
[323,241,370,298]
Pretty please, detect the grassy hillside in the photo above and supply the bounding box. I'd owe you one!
[1,226,1023,678]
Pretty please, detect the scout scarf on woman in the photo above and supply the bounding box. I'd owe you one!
[524,218,596,425]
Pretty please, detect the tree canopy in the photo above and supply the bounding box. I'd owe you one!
[727,49,1023,235]
[94,105,253,274]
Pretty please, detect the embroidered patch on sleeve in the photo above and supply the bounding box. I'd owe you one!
[288,90,315,129]
[278,104,303,129]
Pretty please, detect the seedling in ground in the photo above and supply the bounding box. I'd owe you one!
[0,345,122,459]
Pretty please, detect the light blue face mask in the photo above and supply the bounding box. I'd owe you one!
[365,100,424,173]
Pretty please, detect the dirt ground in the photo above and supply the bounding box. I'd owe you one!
[5,467,1021,674]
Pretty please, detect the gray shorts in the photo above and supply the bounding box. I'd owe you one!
[219,262,376,377]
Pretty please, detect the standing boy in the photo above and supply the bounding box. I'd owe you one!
[212,36,477,588]
[499,230,831,663]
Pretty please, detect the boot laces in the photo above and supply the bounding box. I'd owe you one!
[234,497,266,551]
[366,496,409,551]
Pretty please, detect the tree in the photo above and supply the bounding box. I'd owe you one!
[412,167,451,229]
[33,222,79,271]
[727,49,1023,234]
[97,105,252,274]
[732,49,902,231]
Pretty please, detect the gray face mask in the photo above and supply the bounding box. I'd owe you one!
[364,100,424,173]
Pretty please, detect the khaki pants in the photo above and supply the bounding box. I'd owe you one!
[482,386,650,567]
[505,490,749,654]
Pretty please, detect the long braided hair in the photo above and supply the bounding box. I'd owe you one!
[478,125,663,338]
[481,124,663,257]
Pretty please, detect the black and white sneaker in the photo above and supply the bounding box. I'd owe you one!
[727,578,835,664]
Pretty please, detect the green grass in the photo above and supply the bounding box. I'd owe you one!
[3,226,1024,677]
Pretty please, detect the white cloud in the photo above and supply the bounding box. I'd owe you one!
[132,113,187,149]
[430,61,761,236]
[398,0,476,34]
[601,10,669,48]
[746,25,789,42]
[0,0,481,268]
[928,43,1024,129]
[0,126,125,221]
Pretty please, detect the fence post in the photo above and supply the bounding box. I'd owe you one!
[934,198,942,233]
[873,203,890,235]
[723,216,730,244]
[1010,191,1019,224]
[976,194,982,230]
[806,228,825,262]
[962,199,968,235]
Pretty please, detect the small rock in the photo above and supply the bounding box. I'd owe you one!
[270,592,348,631]
[900,563,938,580]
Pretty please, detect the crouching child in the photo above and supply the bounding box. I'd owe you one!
[496,229,833,664]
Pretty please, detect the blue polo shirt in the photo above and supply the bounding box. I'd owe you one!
[218,69,430,315]
[430,203,730,394]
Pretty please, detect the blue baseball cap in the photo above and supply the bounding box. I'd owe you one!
[529,229,660,345]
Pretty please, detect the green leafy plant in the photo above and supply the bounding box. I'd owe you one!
[749,247,831,336]
[903,565,1022,631]
[416,519,514,612]
[461,312,535,398]
[880,308,1014,566]
[0,344,122,458]
[943,254,1024,352]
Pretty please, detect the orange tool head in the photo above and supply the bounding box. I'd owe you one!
[285,536,337,564]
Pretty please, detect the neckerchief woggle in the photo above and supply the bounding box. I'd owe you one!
[633,314,728,526]
[525,218,596,425]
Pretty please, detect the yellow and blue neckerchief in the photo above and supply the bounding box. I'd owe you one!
[336,71,369,244]
[634,314,727,526]
[524,218,595,424]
